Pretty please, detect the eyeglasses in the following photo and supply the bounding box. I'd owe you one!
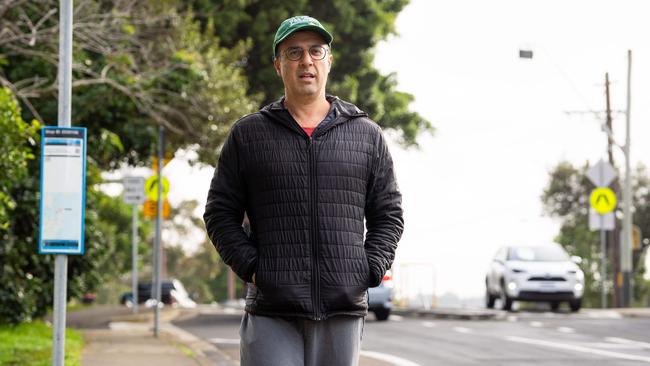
[282,45,329,61]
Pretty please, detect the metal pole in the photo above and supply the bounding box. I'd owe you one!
[53,1,73,365]
[153,126,164,337]
[52,256,67,366]
[600,221,606,308]
[132,205,138,314]
[621,50,633,307]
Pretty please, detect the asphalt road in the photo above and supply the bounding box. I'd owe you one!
[174,308,650,366]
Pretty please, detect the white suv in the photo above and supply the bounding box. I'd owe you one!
[485,243,584,312]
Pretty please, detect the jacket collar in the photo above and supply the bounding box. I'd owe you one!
[261,95,367,137]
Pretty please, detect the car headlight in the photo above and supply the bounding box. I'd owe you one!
[574,283,584,292]
[511,268,526,273]
[507,281,517,291]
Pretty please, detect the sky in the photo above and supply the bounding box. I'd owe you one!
[110,0,650,304]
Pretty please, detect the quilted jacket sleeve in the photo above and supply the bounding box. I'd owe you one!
[364,130,404,288]
[203,126,258,283]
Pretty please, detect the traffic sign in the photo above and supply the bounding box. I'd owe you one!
[39,127,87,255]
[143,199,170,219]
[144,175,170,201]
[587,159,617,187]
[633,225,642,250]
[589,209,615,231]
[590,187,617,214]
[123,176,146,204]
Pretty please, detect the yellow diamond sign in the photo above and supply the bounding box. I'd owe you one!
[590,187,616,214]
[145,175,170,201]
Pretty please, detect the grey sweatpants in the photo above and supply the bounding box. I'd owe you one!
[239,312,364,366]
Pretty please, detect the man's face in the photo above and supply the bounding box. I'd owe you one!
[274,31,333,99]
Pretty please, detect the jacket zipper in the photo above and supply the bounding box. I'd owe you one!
[307,136,321,320]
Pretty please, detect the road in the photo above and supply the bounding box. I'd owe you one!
[174,308,650,366]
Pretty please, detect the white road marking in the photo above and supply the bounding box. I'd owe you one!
[361,350,423,366]
[507,315,518,322]
[421,321,436,328]
[557,327,575,333]
[529,321,543,328]
[390,315,404,321]
[209,337,240,345]
[606,337,650,350]
[453,327,472,334]
[505,336,650,363]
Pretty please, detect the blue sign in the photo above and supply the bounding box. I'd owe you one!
[39,127,87,255]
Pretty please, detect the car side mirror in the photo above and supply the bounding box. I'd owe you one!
[570,255,583,265]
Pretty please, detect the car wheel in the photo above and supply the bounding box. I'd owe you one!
[485,287,496,309]
[569,299,581,312]
[499,284,513,311]
[550,301,560,311]
[374,308,390,321]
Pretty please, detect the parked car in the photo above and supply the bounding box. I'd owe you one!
[120,278,196,308]
[485,243,584,312]
[368,271,394,321]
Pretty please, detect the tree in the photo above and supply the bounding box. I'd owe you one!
[541,161,650,307]
[1,0,258,168]
[186,0,434,146]
[0,86,153,324]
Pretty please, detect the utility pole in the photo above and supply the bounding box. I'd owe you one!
[621,50,633,307]
[605,73,621,307]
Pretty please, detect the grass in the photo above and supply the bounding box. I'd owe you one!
[0,321,83,366]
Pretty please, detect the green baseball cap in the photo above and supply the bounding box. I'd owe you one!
[273,16,333,57]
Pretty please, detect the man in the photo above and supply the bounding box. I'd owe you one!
[203,15,403,366]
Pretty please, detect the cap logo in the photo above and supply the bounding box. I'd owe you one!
[288,16,311,26]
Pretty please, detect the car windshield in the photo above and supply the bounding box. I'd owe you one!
[508,246,569,262]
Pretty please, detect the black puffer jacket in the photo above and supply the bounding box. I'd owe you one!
[203,96,403,320]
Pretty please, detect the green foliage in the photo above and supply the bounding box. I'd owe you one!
[542,161,650,307]
[1,0,258,168]
[0,88,40,230]
[0,321,83,366]
[0,89,147,324]
[187,0,434,146]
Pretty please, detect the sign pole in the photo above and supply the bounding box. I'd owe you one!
[53,1,73,365]
[600,217,606,308]
[599,160,606,309]
[132,204,139,314]
[153,126,164,337]
[122,177,145,313]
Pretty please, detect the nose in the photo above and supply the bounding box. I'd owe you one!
[299,49,313,66]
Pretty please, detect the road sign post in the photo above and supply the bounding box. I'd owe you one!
[124,176,145,314]
[48,1,75,365]
[153,126,165,338]
[587,160,617,309]
[587,160,617,308]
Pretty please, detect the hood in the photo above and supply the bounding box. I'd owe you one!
[260,95,367,136]
[507,260,581,276]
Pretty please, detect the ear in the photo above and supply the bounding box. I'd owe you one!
[326,53,333,74]
[274,57,282,77]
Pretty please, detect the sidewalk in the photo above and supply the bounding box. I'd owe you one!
[75,306,236,366]
[75,306,392,366]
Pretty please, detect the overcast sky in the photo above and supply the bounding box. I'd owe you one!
[145,0,650,303]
